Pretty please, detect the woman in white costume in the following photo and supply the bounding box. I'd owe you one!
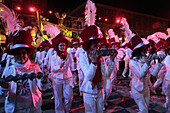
[50,33,76,113]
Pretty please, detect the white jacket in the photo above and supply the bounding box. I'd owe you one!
[129,57,163,92]
[79,51,115,94]
[43,48,56,71]
[164,55,170,81]
[51,52,76,79]
[0,59,48,113]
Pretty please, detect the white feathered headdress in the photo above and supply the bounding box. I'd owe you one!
[43,24,60,38]
[43,24,60,44]
[147,32,168,43]
[108,29,119,43]
[120,17,135,44]
[85,0,96,26]
[0,3,22,35]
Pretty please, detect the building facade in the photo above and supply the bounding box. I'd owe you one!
[70,2,170,38]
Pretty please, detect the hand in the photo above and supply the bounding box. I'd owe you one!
[89,50,98,64]
[146,56,152,66]
[110,52,118,62]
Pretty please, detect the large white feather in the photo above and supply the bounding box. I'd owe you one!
[120,17,135,43]
[85,0,96,26]
[0,3,22,35]
[43,24,60,38]
[23,26,32,31]
[108,29,119,42]
[153,32,168,40]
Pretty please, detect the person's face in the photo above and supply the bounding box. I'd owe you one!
[44,46,49,52]
[73,44,78,49]
[90,41,99,50]
[111,44,116,49]
[14,49,29,64]
[58,43,66,52]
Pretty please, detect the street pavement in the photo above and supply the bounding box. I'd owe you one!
[0,76,166,113]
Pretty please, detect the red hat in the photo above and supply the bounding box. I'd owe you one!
[71,38,79,46]
[79,25,103,50]
[52,33,69,50]
[7,30,35,55]
[40,40,51,50]
[155,39,165,51]
[128,35,149,54]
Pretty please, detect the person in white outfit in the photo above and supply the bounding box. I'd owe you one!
[0,30,49,113]
[75,45,85,96]
[162,38,170,113]
[79,25,117,113]
[128,35,164,113]
[68,38,80,88]
[50,33,76,113]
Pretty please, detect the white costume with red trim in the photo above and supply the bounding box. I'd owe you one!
[79,51,115,113]
[0,59,48,113]
[51,52,76,113]
[130,57,163,113]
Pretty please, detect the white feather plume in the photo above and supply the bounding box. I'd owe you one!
[0,3,22,35]
[108,29,119,42]
[43,24,60,38]
[120,17,135,43]
[154,32,168,40]
[23,26,32,31]
[147,34,159,43]
[108,29,116,38]
[147,32,168,43]
[84,0,96,26]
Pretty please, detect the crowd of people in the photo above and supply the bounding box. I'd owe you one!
[0,23,169,113]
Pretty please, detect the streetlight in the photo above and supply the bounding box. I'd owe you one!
[16,6,21,11]
[105,18,108,22]
[49,10,52,14]
[29,7,36,12]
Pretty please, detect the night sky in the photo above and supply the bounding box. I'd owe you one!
[47,0,170,19]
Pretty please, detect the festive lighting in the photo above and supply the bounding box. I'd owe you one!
[16,6,21,10]
[29,7,36,12]
[116,17,122,24]
[98,17,101,20]
[105,18,108,22]
[49,10,52,14]
[116,19,120,23]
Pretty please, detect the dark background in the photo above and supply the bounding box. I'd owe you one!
[47,0,170,19]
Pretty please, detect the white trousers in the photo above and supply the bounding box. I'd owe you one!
[13,107,42,113]
[103,78,112,102]
[83,90,104,113]
[53,78,73,113]
[131,87,149,113]
[164,80,170,113]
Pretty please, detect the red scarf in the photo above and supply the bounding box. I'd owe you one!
[87,51,102,89]
[57,50,68,60]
